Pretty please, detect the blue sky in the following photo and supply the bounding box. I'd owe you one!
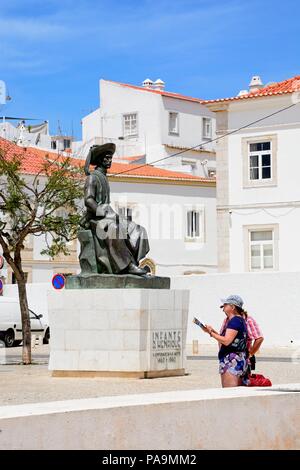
[0,0,299,139]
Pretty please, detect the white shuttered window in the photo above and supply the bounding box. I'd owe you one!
[123,113,138,137]
[250,230,274,270]
[169,112,179,135]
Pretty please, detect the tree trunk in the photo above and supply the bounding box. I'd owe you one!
[17,277,31,364]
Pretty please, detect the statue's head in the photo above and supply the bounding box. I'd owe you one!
[84,143,116,175]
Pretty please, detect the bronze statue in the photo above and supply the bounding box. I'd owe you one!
[79,143,149,276]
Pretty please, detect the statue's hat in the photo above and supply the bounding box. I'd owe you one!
[84,143,116,175]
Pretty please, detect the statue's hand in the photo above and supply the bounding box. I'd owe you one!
[96,204,109,218]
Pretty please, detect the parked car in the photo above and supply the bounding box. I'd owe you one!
[0,297,50,347]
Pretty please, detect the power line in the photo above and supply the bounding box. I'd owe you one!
[231,207,298,218]
[110,101,298,177]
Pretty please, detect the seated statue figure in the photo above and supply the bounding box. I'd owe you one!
[80,143,149,276]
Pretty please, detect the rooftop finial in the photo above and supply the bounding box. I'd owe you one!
[153,79,165,91]
[249,75,264,92]
[142,78,154,88]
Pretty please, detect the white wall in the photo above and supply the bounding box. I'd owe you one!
[0,178,216,283]
[227,94,300,205]
[0,122,52,151]
[158,147,216,177]
[31,267,57,284]
[99,80,161,159]
[0,122,19,141]
[229,208,300,272]
[161,96,215,151]
[0,387,298,449]
[228,95,300,130]
[4,271,300,349]
[33,235,50,261]
[82,108,101,143]
[3,283,49,322]
[81,80,216,174]
[228,129,300,206]
[172,271,300,347]
[111,181,217,275]
[225,94,300,272]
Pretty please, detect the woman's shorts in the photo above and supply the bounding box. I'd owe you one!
[219,352,248,376]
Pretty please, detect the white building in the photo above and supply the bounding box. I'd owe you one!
[205,74,300,272]
[78,79,216,177]
[0,120,73,154]
[0,137,217,282]
[108,162,217,276]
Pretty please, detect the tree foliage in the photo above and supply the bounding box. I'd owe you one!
[0,147,84,363]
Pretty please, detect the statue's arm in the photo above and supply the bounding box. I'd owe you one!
[96,204,110,217]
[84,175,111,218]
[84,176,98,214]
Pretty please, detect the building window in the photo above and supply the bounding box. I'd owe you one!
[242,135,277,188]
[182,159,196,174]
[63,139,71,149]
[51,141,57,150]
[249,141,271,181]
[123,113,138,138]
[202,118,212,138]
[186,208,205,242]
[169,112,179,135]
[186,210,200,238]
[249,230,274,270]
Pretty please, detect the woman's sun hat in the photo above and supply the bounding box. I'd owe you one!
[220,294,244,309]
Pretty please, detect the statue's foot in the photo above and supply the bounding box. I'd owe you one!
[127,262,148,276]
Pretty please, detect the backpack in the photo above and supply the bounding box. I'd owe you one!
[247,373,272,387]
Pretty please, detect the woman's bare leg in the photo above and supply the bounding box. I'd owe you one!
[221,371,240,388]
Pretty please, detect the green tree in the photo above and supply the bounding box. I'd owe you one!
[0,148,84,364]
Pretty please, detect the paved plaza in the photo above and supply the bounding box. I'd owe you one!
[0,344,299,407]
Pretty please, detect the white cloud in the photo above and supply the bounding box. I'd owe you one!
[0,18,70,40]
[0,0,245,75]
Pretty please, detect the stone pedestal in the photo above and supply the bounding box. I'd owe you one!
[48,288,189,378]
[65,273,170,290]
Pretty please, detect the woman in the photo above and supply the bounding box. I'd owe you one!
[204,294,248,388]
[220,308,264,372]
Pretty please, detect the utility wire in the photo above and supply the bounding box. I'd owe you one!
[110,101,298,177]
[231,207,298,218]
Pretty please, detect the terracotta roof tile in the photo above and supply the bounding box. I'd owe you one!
[0,138,82,175]
[115,155,145,162]
[107,80,203,104]
[0,138,215,184]
[204,75,300,104]
[108,161,214,182]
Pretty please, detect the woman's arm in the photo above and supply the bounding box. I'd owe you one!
[249,337,264,356]
[206,326,238,346]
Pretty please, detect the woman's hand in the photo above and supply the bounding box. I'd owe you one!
[205,325,219,336]
[203,324,213,335]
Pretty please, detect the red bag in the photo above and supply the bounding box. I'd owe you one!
[248,373,272,387]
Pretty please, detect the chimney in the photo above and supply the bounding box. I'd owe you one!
[249,75,264,93]
[153,79,165,91]
[142,78,154,88]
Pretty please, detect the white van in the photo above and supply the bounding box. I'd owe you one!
[0,297,49,347]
